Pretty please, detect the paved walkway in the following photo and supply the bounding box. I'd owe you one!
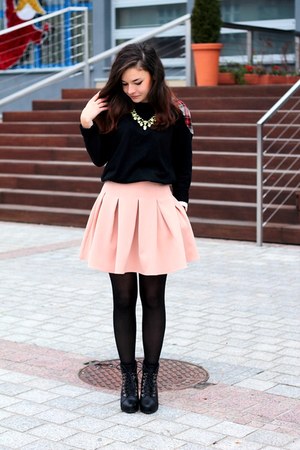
[0,220,299,450]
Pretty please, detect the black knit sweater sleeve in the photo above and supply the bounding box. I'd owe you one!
[171,114,193,203]
[79,123,111,167]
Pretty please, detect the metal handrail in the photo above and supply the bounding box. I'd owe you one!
[0,13,191,108]
[0,6,86,36]
[256,79,300,245]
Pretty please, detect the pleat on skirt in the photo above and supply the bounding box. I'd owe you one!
[80,181,199,275]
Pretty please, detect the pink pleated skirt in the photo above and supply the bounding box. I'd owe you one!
[80,181,199,275]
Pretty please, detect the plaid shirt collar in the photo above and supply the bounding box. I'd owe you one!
[176,99,194,135]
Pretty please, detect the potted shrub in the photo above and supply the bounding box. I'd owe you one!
[232,64,246,85]
[191,0,223,86]
[219,64,247,85]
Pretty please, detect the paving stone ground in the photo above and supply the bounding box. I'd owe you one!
[0,220,299,449]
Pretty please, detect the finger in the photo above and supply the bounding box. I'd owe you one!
[97,97,107,104]
[97,100,108,109]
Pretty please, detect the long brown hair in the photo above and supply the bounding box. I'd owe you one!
[94,43,179,133]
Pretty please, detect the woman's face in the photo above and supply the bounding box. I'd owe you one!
[121,66,152,103]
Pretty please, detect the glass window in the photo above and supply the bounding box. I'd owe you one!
[220,29,294,66]
[116,36,185,59]
[221,0,294,22]
[116,4,186,28]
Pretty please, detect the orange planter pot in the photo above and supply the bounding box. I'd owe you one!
[268,75,287,84]
[218,72,235,85]
[258,74,270,85]
[192,43,223,86]
[244,74,260,85]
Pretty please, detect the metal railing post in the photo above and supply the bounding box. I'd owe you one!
[295,35,300,74]
[256,123,264,246]
[185,17,192,86]
[83,6,90,87]
[247,30,253,64]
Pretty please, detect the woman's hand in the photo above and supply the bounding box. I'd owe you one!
[80,93,108,128]
[179,201,188,211]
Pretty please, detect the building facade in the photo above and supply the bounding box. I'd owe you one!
[111,0,295,45]
[0,0,297,74]
[109,0,296,69]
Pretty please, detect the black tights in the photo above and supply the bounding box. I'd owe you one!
[109,273,167,366]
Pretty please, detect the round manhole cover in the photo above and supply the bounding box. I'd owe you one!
[78,358,209,391]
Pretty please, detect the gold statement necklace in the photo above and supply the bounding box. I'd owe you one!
[131,109,156,130]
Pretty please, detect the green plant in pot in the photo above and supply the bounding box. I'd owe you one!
[191,0,223,86]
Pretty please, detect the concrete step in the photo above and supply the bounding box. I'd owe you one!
[0,146,88,162]
[2,121,300,141]
[2,111,80,122]
[32,100,87,110]
[192,137,256,152]
[62,85,291,99]
[193,136,300,153]
[191,110,300,124]
[192,166,299,186]
[31,96,284,111]
[0,134,83,147]
[0,174,101,193]
[0,188,97,210]
[189,199,299,224]
[173,85,293,98]
[190,217,300,244]
[0,204,89,228]
[193,123,300,139]
[0,123,79,135]
[190,182,298,206]
[0,160,101,177]
[191,167,255,184]
[193,152,300,170]
[4,149,297,171]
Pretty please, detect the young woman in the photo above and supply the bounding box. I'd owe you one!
[79,43,199,414]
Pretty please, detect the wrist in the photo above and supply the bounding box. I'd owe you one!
[80,113,93,129]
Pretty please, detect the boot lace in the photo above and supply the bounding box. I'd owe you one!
[141,371,158,398]
[121,369,138,397]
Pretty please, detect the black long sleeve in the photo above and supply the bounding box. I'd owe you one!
[80,123,112,167]
[171,114,193,202]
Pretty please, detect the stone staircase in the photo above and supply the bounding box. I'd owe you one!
[0,85,299,244]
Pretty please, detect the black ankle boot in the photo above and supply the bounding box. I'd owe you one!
[140,362,159,414]
[120,362,139,413]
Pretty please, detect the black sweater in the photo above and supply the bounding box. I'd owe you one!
[80,102,193,203]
